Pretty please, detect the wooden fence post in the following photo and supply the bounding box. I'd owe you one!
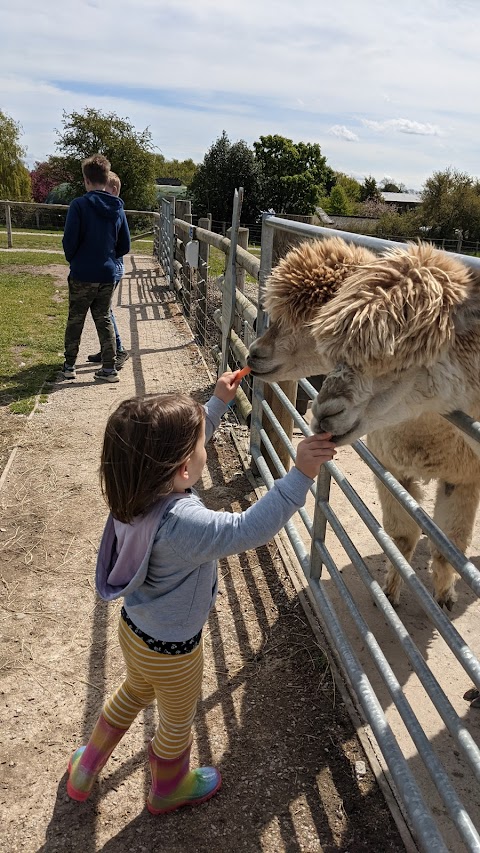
[263,381,298,476]
[197,216,211,346]
[5,203,13,248]
[175,200,192,224]
[227,226,248,294]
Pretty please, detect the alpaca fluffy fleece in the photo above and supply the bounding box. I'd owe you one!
[263,237,376,327]
[311,242,474,375]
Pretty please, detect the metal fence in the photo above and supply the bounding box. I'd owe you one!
[158,201,480,853]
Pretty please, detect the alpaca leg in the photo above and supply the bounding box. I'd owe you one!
[376,476,423,607]
[430,480,480,611]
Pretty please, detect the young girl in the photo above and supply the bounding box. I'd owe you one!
[66,371,336,814]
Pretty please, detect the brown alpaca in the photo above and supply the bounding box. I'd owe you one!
[248,238,480,610]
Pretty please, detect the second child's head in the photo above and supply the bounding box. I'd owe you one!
[82,154,111,190]
[101,394,206,523]
[106,171,121,198]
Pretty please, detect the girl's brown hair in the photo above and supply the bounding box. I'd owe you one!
[100,393,205,523]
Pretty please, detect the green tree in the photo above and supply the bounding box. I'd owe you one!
[334,172,362,203]
[380,180,407,193]
[151,154,198,187]
[55,108,158,210]
[327,184,350,215]
[166,158,198,187]
[151,152,166,178]
[375,209,422,239]
[45,183,76,204]
[189,131,261,222]
[359,175,381,203]
[0,111,31,201]
[253,134,333,215]
[421,168,480,239]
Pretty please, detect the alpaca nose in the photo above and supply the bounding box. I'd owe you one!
[247,339,265,363]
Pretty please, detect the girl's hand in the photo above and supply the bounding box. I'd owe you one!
[214,370,243,404]
[295,433,336,479]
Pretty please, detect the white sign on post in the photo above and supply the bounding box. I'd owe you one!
[185,240,199,268]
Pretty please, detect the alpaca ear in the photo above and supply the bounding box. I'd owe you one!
[311,243,473,374]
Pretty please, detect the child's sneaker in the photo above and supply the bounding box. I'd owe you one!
[94,368,119,383]
[87,352,102,363]
[115,350,130,370]
[61,363,76,380]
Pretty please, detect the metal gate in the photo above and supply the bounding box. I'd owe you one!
[157,201,480,851]
[158,197,175,284]
[250,215,480,853]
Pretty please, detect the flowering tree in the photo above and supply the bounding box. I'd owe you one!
[30,158,72,202]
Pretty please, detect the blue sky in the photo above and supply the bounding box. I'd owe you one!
[1,0,479,190]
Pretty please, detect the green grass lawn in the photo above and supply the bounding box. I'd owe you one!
[208,246,258,284]
[0,231,64,250]
[131,237,154,254]
[0,228,154,253]
[0,268,68,414]
[0,251,67,266]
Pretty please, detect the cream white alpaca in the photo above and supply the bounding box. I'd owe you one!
[248,238,480,609]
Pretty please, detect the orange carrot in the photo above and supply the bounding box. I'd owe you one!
[235,365,251,380]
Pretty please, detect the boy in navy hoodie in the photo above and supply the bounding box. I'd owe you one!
[61,154,131,383]
[87,171,129,370]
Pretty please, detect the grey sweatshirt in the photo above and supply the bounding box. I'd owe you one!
[95,395,314,642]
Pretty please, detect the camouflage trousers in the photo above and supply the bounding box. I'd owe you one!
[64,277,116,369]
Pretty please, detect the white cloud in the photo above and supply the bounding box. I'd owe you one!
[362,119,443,136]
[329,125,359,142]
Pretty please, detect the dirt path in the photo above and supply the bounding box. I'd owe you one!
[0,255,406,852]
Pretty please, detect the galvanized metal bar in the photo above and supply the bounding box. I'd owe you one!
[255,398,298,463]
[298,377,321,399]
[167,198,175,286]
[255,402,480,785]
[257,428,314,541]
[220,188,243,374]
[444,411,480,444]
[250,445,449,853]
[250,445,311,568]
[160,198,173,282]
[309,466,331,580]
[254,393,330,579]
[255,386,480,781]
[326,460,480,691]
[248,217,480,847]
[312,531,480,849]
[261,383,311,436]
[353,440,480,596]
[312,537,474,853]
[261,214,480,272]
[250,213,274,458]
[320,498,480,786]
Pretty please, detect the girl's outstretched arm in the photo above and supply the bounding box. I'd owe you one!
[164,435,335,564]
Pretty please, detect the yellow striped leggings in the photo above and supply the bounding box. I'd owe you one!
[102,615,204,759]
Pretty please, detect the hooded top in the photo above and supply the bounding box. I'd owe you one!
[62,191,131,283]
[95,396,314,642]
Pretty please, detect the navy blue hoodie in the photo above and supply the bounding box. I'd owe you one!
[62,191,131,283]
